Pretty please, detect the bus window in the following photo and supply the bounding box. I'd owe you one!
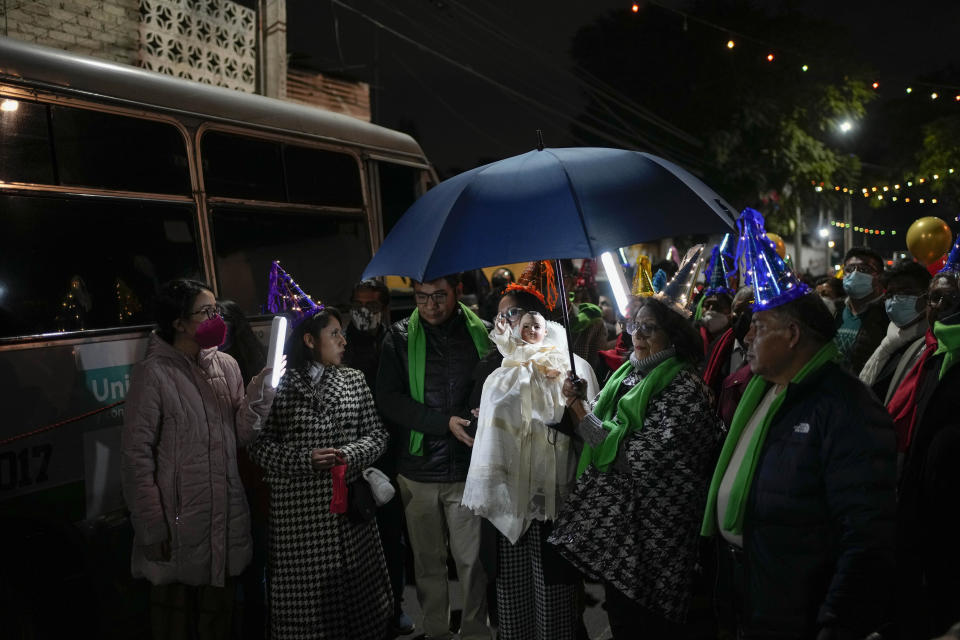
[0,194,202,339]
[284,144,362,208]
[210,206,372,314]
[0,99,55,184]
[201,131,286,202]
[378,162,421,237]
[49,105,191,194]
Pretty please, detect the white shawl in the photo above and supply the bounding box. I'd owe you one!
[462,320,599,543]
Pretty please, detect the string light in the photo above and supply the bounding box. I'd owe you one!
[830,220,897,236]
[812,169,958,200]
[622,4,960,107]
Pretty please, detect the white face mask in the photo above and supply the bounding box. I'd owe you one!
[820,297,840,315]
[701,310,729,333]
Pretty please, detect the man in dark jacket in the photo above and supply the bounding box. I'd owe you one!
[342,279,415,637]
[895,268,960,639]
[703,292,897,639]
[835,247,888,373]
[376,274,492,640]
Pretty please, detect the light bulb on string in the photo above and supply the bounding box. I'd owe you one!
[871,81,879,89]
[906,87,913,94]
[631,3,639,12]
[726,39,735,49]
[931,92,939,100]
[802,64,809,72]
[766,53,775,62]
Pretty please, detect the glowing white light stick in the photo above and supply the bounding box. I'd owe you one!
[266,315,287,388]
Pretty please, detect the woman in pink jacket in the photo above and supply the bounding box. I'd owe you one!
[121,279,280,640]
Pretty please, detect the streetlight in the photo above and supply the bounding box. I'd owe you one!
[838,120,853,133]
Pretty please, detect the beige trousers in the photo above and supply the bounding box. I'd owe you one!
[397,474,491,640]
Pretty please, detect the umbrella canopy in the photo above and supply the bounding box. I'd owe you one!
[362,147,737,281]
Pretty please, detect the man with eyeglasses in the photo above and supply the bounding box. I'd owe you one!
[891,249,960,638]
[376,274,493,640]
[834,247,889,373]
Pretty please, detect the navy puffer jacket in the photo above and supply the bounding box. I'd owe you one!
[740,361,896,638]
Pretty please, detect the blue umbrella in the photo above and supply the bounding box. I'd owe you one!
[362,147,737,281]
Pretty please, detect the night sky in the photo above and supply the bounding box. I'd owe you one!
[279,0,960,256]
[284,0,960,172]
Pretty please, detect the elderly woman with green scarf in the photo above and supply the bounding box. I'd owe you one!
[548,295,721,637]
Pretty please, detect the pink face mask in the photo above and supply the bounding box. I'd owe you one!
[195,314,227,349]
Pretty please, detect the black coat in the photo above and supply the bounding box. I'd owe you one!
[375,309,490,483]
[740,361,897,638]
[896,352,960,639]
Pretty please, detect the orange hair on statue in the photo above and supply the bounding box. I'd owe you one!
[505,260,558,311]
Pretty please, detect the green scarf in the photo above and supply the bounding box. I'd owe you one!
[576,355,687,477]
[570,302,603,333]
[933,320,960,380]
[700,341,838,537]
[693,296,706,323]
[407,302,490,455]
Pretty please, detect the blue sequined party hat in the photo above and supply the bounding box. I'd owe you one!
[736,208,809,311]
[266,261,324,326]
[702,235,737,297]
[937,231,960,276]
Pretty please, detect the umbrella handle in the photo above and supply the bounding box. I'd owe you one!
[554,259,579,381]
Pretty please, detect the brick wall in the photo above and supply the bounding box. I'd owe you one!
[4,0,140,65]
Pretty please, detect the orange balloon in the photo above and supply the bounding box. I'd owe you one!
[906,216,952,265]
[766,232,787,259]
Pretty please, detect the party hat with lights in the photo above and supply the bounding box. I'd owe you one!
[505,260,558,311]
[655,244,705,318]
[937,231,960,276]
[631,255,656,297]
[702,237,737,298]
[267,261,324,325]
[736,208,809,311]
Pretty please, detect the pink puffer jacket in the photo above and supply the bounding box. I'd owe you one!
[121,333,272,587]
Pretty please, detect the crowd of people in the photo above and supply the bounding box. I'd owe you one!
[119,209,960,640]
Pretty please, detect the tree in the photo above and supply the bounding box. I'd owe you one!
[568,0,873,234]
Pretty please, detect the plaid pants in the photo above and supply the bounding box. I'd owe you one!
[496,521,577,640]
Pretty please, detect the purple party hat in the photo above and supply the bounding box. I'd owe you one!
[267,261,323,326]
[937,231,960,276]
[736,208,809,312]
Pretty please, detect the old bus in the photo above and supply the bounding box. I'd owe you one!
[0,36,432,633]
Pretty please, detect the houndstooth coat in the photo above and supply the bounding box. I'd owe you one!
[548,369,722,623]
[249,364,392,640]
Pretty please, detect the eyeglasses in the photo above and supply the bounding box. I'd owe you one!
[625,320,661,337]
[926,291,960,308]
[351,301,383,313]
[414,291,449,306]
[843,263,879,275]
[496,306,526,323]
[189,304,223,320]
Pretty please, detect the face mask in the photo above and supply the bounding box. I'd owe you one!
[885,295,921,328]
[195,314,227,349]
[820,297,839,316]
[701,311,729,334]
[843,271,875,299]
[732,311,752,343]
[351,307,381,332]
